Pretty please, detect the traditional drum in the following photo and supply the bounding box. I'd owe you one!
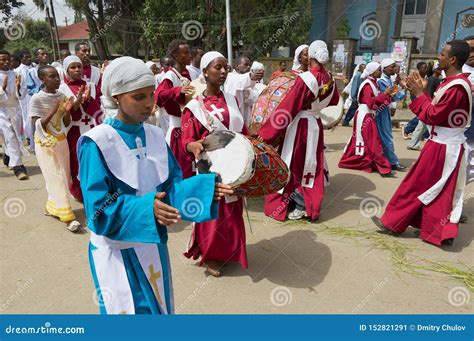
[319,97,344,129]
[196,130,290,196]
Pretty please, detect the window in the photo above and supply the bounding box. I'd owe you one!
[404,0,427,15]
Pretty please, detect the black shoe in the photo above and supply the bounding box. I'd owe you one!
[371,216,399,236]
[3,153,9,167]
[381,171,395,178]
[391,164,407,172]
[13,165,28,180]
[441,238,454,246]
[341,122,350,127]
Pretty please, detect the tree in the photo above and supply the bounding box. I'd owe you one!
[0,0,24,22]
[3,16,53,55]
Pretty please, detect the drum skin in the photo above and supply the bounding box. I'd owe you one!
[235,136,290,196]
[198,131,290,196]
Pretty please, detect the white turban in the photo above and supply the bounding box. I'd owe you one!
[381,58,395,69]
[308,40,329,65]
[63,55,82,78]
[101,56,156,110]
[145,61,156,69]
[361,61,380,79]
[292,44,308,71]
[250,61,264,73]
[200,51,225,71]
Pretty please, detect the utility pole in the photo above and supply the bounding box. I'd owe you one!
[50,0,61,59]
[225,0,233,66]
[44,5,57,61]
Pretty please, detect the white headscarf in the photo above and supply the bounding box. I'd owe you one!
[101,56,156,110]
[308,40,329,65]
[381,58,395,69]
[292,44,308,71]
[145,61,156,69]
[200,51,225,71]
[63,55,82,79]
[361,61,380,79]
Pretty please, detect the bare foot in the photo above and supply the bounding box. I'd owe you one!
[205,260,221,277]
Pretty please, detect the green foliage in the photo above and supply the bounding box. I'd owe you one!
[0,0,24,22]
[336,18,351,38]
[138,0,312,58]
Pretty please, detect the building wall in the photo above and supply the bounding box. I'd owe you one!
[438,0,473,51]
[309,0,329,41]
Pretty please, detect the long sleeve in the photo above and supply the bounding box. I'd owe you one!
[155,79,184,116]
[79,137,161,243]
[350,73,361,100]
[224,72,255,95]
[161,148,218,222]
[258,76,315,144]
[26,71,40,96]
[181,107,208,156]
[409,84,470,126]
[358,83,392,111]
[0,87,7,103]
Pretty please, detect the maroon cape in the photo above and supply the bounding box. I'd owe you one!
[381,73,471,245]
[258,65,339,221]
[338,77,392,174]
[182,91,249,269]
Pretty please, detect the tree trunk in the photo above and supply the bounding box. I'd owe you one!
[83,3,109,60]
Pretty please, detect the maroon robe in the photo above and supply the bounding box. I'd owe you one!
[155,68,194,179]
[61,78,103,202]
[338,77,392,174]
[381,73,471,245]
[258,65,339,221]
[182,91,249,269]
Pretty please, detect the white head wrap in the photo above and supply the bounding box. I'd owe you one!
[200,51,225,71]
[250,61,264,73]
[63,55,82,79]
[145,61,156,69]
[308,40,329,65]
[361,61,380,79]
[101,56,156,110]
[292,44,309,71]
[381,58,396,69]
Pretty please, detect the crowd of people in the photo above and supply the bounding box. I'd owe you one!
[0,34,472,314]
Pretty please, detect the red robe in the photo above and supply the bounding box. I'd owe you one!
[338,78,392,174]
[258,65,340,221]
[62,78,103,202]
[155,68,194,178]
[182,91,249,269]
[381,73,471,245]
